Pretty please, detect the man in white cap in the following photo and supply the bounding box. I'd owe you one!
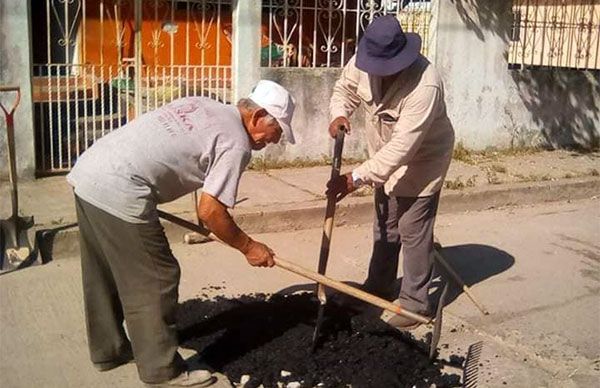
[327,15,455,330]
[67,79,295,387]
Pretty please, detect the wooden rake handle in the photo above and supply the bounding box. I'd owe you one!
[157,210,433,325]
[433,249,490,315]
[275,256,432,325]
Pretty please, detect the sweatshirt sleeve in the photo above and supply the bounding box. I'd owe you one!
[329,55,362,121]
[354,85,441,186]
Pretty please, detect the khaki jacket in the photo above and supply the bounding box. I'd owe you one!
[330,54,455,197]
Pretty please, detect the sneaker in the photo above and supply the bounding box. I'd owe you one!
[381,300,433,332]
[382,313,430,331]
[147,369,216,387]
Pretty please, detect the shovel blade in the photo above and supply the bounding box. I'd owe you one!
[310,303,326,353]
[429,281,450,360]
[1,216,38,273]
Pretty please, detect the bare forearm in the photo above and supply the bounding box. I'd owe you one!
[198,193,250,253]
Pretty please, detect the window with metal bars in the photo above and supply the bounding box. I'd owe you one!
[508,0,600,70]
[260,0,433,68]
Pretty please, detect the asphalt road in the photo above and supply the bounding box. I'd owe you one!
[1,198,598,387]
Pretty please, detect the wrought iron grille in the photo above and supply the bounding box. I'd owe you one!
[509,0,600,70]
[261,0,433,68]
[31,0,232,174]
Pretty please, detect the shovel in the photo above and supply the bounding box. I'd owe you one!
[311,127,345,352]
[0,86,36,273]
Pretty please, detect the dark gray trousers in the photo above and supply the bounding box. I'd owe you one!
[75,195,185,383]
[364,187,440,315]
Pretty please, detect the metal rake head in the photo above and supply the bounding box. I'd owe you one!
[463,341,484,388]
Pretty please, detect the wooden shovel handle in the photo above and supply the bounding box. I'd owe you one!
[1,85,21,220]
[316,128,346,301]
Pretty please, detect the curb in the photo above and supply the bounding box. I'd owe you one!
[40,177,599,260]
[225,176,600,232]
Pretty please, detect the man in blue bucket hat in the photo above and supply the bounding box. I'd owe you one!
[327,15,455,330]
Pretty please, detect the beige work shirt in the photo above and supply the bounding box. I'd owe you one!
[330,54,455,197]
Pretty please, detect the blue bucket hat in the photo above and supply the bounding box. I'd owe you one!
[356,15,422,76]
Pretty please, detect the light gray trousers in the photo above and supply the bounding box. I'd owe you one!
[75,195,185,383]
[364,187,440,315]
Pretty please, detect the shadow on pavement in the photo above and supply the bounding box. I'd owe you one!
[433,244,515,308]
[37,223,79,263]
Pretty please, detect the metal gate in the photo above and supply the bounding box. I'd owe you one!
[509,0,600,70]
[261,0,433,68]
[32,0,233,174]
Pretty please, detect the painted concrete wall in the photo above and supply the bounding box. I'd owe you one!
[257,67,369,162]
[0,0,35,180]
[2,0,598,180]
[257,0,599,161]
[436,0,600,150]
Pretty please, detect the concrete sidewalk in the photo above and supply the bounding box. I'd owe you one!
[1,149,599,257]
[1,198,599,387]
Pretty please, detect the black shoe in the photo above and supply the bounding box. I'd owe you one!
[94,352,134,372]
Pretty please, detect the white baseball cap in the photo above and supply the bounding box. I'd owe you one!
[248,80,296,144]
